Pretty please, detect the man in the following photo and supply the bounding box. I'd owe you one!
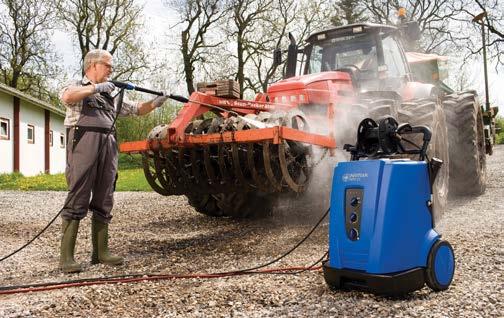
[59,49,168,273]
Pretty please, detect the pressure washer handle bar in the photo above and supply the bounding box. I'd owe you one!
[397,124,431,160]
[109,80,189,103]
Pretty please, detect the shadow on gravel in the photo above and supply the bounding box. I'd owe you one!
[128,226,260,258]
[128,211,327,262]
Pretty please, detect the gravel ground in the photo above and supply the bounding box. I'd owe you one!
[0,146,503,318]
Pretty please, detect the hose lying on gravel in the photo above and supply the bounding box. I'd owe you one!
[0,209,329,296]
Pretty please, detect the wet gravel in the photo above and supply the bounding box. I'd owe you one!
[0,146,503,317]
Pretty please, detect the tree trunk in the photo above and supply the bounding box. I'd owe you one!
[236,29,245,98]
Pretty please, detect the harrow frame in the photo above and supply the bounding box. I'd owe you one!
[119,92,336,153]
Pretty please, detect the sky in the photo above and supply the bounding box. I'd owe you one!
[39,0,504,108]
[52,0,178,79]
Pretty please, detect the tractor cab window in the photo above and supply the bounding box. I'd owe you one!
[306,33,379,90]
[307,33,378,73]
[308,45,323,74]
[305,30,412,92]
[382,35,408,79]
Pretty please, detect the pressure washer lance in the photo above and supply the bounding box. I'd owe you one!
[109,80,189,103]
[110,80,274,129]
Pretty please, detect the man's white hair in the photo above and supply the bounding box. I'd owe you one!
[83,49,112,71]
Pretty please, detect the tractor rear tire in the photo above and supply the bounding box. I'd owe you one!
[398,98,450,223]
[443,92,486,196]
[186,192,274,218]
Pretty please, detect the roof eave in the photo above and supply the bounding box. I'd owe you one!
[0,82,65,117]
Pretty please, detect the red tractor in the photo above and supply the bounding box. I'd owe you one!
[121,21,495,219]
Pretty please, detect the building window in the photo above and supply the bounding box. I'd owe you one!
[0,117,9,140]
[27,124,35,144]
[60,133,65,148]
[49,130,53,147]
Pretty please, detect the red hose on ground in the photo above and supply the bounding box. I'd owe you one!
[0,265,322,296]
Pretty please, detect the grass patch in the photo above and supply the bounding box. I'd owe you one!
[0,172,67,191]
[0,153,151,191]
[115,168,151,191]
[118,153,143,169]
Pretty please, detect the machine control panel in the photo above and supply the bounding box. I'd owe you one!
[345,188,364,241]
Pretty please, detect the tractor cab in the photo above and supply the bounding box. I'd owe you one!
[303,23,413,93]
[268,22,426,107]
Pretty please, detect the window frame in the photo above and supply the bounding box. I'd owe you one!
[27,124,35,144]
[60,133,65,148]
[0,117,9,140]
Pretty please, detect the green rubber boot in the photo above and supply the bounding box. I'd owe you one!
[60,219,83,273]
[91,218,124,265]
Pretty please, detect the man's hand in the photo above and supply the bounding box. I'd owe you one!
[94,82,116,93]
[152,95,169,108]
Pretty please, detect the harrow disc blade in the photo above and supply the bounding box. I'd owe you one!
[144,109,317,197]
[262,141,284,192]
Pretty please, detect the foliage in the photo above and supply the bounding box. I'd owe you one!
[116,99,182,142]
[496,116,504,144]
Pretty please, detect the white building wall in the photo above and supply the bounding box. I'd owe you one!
[50,113,66,174]
[19,101,45,176]
[0,92,13,174]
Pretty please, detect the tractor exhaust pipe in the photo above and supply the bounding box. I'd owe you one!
[285,33,298,79]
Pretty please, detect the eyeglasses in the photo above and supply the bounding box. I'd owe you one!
[96,61,114,70]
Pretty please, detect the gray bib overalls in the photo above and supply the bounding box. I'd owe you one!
[62,89,119,224]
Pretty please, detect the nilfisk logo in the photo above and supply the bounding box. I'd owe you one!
[342,173,368,182]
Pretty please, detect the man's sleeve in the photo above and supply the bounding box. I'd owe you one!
[59,80,81,108]
[117,97,139,117]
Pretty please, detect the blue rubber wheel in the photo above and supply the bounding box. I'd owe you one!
[426,240,455,291]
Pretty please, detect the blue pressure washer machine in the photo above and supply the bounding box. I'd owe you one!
[323,117,455,296]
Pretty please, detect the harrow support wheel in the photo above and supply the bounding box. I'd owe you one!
[142,153,170,196]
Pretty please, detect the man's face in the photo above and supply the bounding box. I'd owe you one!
[93,55,113,83]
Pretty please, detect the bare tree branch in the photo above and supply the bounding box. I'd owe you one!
[0,0,60,102]
[56,0,148,80]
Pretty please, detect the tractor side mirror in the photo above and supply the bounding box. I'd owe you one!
[404,21,420,42]
[273,48,283,67]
